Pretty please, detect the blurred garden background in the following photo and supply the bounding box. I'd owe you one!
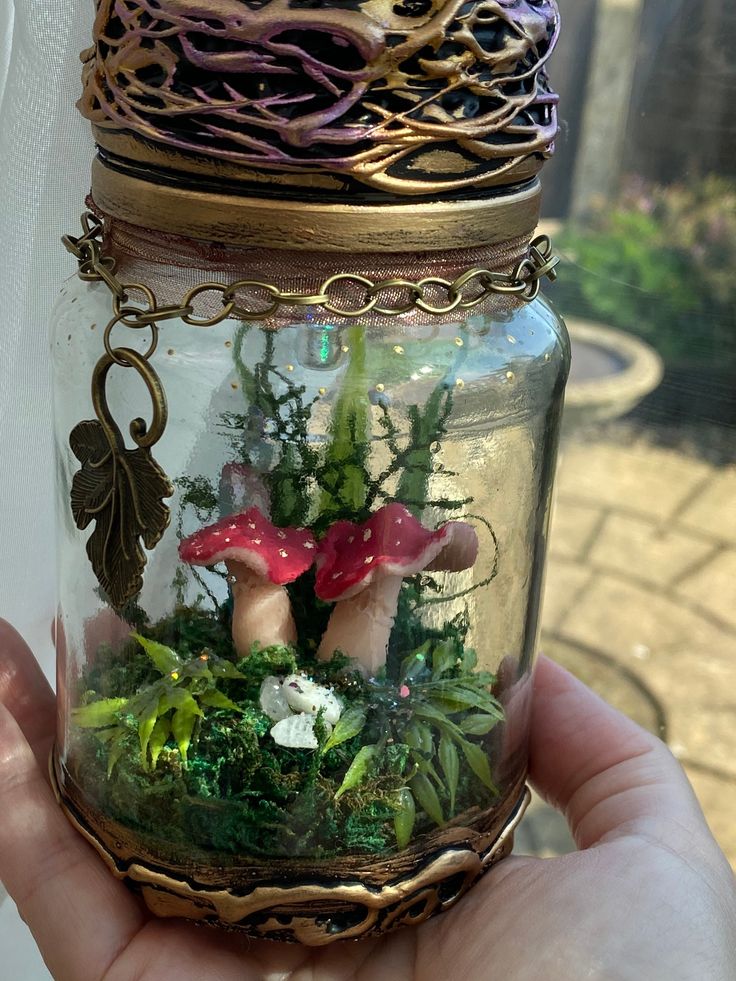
[520,0,736,865]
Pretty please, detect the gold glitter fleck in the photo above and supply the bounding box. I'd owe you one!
[375,383,385,393]
[171,671,179,681]
[364,555,374,564]
[454,337,464,347]
[455,378,465,389]
[507,335,517,344]
[393,345,405,355]
[506,371,515,381]
[286,364,294,372]
[341,345,350,353]
[279,549,289,558]
[544,352,551,362]
[318,387,327,396]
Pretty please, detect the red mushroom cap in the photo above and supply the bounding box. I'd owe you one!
[314,503,477,602]
[179,507,317,585]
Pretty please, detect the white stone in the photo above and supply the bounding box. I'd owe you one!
[259,676,292,722]
[270,713,332,750]
[282,674,343,724]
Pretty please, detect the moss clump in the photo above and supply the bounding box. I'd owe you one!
[70,608,505,859]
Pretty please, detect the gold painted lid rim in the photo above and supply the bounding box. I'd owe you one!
[91,156,541,253]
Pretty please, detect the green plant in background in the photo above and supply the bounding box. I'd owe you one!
[555,175,736,368]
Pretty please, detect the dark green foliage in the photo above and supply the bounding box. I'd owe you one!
[72,618,505,858]
[554,175,736,369]
[315,324,372,533]
[226,325,320,528]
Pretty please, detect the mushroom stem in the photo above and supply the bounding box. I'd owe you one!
[226,559,297,656]
[318,575,403,676]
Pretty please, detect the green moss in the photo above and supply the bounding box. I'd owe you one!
[70,614,505,860]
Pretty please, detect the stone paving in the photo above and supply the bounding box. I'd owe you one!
[516,436,736,865]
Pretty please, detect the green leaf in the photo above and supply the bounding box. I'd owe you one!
[459,739,497,793]
[93,727,119,744]
[394,788,416,850]
[137,692,162,765]
[158,687,192,712]
[431,683,502,714]
[429,696,478,715]
[323,705,367,753]
[414,702,456,733]
[149,715,171,768]
[459,713,501,736]
[400,642,432,684]
[72,697,128,729]
[208,657,246,680]
[335,745,377,800]
[132,634,182,675]
[404,721,434,757]
[432,640,458,679]
[107,730,128,777]
[410,772,444,826]
[199,690,243,714]
[439,735,459,813]
[171,695,203,763]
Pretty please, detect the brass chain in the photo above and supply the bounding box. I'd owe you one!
[63,211,559,329]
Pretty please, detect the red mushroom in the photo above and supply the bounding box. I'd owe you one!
[179,507,316,656]
[314,503,479,675]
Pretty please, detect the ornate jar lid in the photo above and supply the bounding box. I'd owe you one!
[80,0,560,249]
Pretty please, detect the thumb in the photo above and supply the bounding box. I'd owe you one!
[529,657,713,854]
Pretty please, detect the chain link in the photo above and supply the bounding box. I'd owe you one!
[63,212,560,330]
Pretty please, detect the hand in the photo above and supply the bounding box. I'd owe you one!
[1,619,734,981]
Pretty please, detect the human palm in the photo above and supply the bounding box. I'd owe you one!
[1,619,734,981]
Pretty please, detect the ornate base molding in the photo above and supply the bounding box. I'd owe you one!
[52,751,529,945]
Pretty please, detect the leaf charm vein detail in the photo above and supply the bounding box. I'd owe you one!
[69,348,173,611]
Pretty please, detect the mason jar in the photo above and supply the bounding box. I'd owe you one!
[51,0,565,944]
[51,196,568,941]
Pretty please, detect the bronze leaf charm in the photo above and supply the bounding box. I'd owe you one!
[69,347,173,611]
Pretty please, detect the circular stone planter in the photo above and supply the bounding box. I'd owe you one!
[563,318,663,428]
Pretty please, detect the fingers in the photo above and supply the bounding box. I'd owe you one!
[529,657,709,851]
[0,619,56,768]
[0,621,148,981]
[0,663,145,981]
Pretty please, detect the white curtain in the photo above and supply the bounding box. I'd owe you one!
[0,0,94,669]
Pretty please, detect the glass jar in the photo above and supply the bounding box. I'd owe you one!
[52,212,569,941]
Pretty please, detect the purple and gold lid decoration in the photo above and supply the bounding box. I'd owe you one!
[80,0,559,198]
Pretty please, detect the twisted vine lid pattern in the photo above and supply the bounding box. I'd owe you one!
[79,0,560,197]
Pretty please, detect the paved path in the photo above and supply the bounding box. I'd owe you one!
[518,438,736,864]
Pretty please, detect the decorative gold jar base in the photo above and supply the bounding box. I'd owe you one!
[52,752,529,945]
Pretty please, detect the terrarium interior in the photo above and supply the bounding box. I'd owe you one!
[53,245,568,862]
